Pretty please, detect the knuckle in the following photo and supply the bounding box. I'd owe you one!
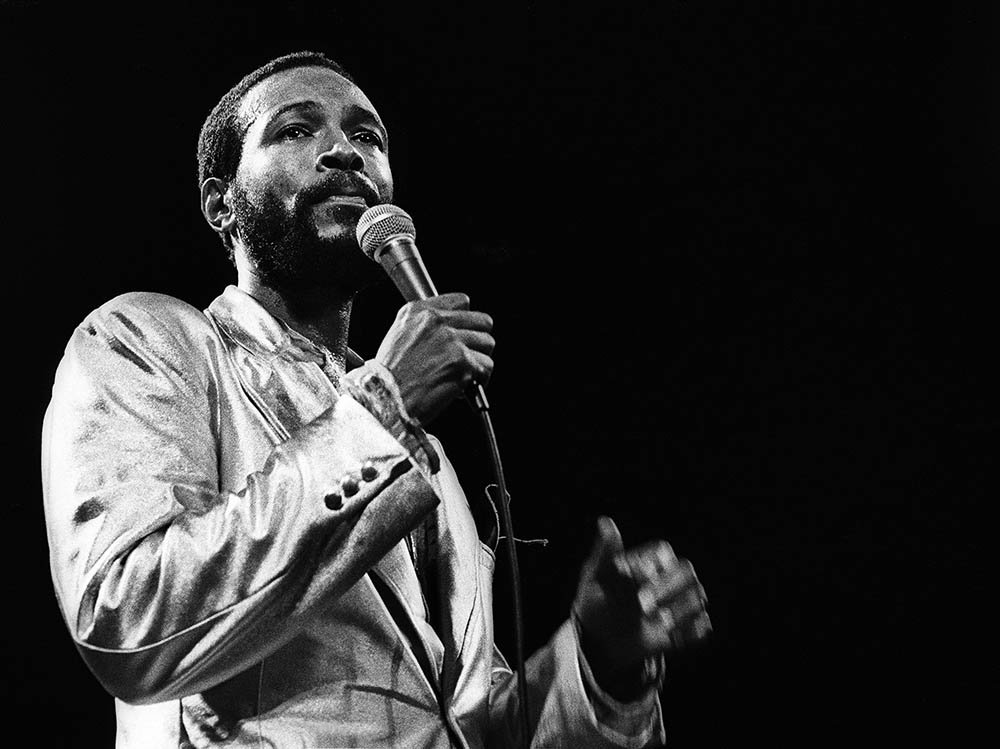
[413,307,440,328]
[443,325,459,343]
[654,541,676,564]
[460,348,477,370]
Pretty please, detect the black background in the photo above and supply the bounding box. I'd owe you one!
[3,1,995,746]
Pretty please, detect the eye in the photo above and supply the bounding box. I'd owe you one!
[277,124,312,141]
[353,129,384,149]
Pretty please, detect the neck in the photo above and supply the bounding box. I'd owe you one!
[236,260,353,366]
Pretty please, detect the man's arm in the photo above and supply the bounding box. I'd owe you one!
[42,294,438,703]
[485,518,710,748]
[486,623,666,749]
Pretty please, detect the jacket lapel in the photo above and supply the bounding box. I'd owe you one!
[207,286,347,439]
[206,286,446,692]
[369,541,446,694]
[427,442,486,697]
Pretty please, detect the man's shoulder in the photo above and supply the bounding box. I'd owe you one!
[84,291,212,334]
[75,291,219,357]
[92,291,206,322]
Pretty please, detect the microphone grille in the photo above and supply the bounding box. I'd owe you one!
[356,204,416,260]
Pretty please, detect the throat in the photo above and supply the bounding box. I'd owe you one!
[237,269,354,360]
[282,293,354,362]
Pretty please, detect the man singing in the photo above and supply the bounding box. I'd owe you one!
[41,51,710,747]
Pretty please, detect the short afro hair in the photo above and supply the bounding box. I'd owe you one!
[196,50,354,191]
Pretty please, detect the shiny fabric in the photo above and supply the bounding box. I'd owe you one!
[42,285,665,748]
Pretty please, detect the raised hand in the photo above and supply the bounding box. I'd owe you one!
[375,292,494,425]
[572,517,711,698]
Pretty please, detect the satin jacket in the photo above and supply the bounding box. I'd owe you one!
[42,285,665,748]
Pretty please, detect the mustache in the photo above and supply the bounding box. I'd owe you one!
[298,172,381,208]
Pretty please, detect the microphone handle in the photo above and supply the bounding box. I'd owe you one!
[376,236,438,300]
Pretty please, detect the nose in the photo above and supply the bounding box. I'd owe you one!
[316,133,364,172]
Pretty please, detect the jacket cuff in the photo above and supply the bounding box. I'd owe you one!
[570,619,665,747]
[342,361,440,476]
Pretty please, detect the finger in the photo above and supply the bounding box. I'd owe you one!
[643,608,681,652]
[659,587,707,626]
[686,611,713,640]
[625,540,678,583]
[463,350,494,386]
[180,714,213,749]
[584,516,626,581]
[455,329,496,355]
[642,602,710,653]
[181,696,230,745]
[673,611,713,648]
[639,580,702,621]
[640,564,705,612]
[422,292,471,310]
[437,309,494,332]
[597,516,625,568]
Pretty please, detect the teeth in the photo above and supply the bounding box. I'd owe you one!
[324,195,367,206]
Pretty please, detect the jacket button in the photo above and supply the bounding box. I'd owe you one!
[360,462,378,482]
[324,492,342,510]
[340,476,360,497]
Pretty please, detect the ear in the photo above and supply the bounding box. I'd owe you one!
[200,177,237,241]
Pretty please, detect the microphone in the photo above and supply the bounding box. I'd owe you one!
[356,204,489,411]
[356,204,438,301]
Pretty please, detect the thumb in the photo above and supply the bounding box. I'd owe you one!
[584,516,625,577]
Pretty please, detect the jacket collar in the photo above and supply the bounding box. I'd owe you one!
[208,285,365,370]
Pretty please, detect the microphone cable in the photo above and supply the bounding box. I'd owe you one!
[357,205,533,741]
[469,384,532,745]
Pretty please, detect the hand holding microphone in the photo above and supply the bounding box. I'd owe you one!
[357,205,495,424]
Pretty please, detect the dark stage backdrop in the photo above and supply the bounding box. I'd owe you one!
[3,2,995,746]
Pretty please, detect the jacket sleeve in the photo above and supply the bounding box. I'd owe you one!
[41,294,439,704]
[487,620,666,748]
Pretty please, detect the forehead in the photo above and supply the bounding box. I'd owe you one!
[237,65,382,132]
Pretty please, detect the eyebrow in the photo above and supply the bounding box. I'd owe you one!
[263,99,324,126]
[343,103,389,148]
[249,99,389,148]
[241,99,321,136]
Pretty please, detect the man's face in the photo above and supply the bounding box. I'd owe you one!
[230,65,394,295]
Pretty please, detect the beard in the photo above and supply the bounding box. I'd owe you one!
[231,177,385,299]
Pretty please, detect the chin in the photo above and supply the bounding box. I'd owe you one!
[313,203,365,238]
[306,235,384,295]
